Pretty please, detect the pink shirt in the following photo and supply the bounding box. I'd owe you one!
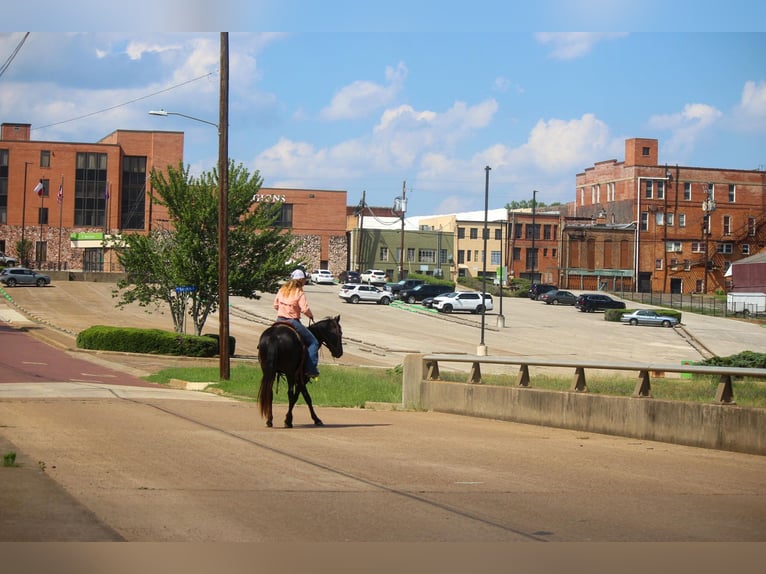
[273,289,313,321]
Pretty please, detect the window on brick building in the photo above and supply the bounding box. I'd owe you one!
[666,212,674,226]
[543,224,552,240]
[748,217,757,236]
[121,156,147,230]
[683,182,691,200]
[678,213,686,227]
[0,149,6,224]
[691,242,704,253]
[728,184,736,202]
[74,152,108,227]
[717,243,733,254]
[645,180,653,199]
[513,247,521,261]
[723,215,731,235]
[743,244,751,255]
[40,150,51,168]
[655,258,663,270]
[274,204,293,228]
[640,212,648,231]
[642,147,650,156]
[657,180,665,200]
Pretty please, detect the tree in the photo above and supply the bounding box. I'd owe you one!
[114,161,296,335]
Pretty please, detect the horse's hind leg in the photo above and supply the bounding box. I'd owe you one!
[284,380,298,428]
[299,384,323,426]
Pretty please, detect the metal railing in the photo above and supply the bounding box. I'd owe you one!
[421,353,766,404]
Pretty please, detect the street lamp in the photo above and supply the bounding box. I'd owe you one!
[148,109,219,129]
[147,33,230,380]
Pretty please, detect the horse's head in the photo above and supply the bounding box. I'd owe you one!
[312,315,343,358]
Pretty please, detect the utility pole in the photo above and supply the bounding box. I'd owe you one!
[399,180,406,281]
[218,32,230,380]
[356,190,366,272]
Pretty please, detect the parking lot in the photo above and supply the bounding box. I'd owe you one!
[5,279,763,377]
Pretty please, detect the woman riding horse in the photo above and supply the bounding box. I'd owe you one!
[257,315,343,428]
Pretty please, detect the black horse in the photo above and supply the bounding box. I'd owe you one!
[257,315,343,428]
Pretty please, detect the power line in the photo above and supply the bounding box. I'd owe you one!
[32,72,216,131]
[0,32,30,79]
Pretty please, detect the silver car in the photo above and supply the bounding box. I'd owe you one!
[620,309,679,327]
[0,267,51,287]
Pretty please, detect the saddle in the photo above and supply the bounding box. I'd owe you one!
[272,321,309,374]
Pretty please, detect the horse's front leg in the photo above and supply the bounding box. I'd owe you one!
[299,383,323,426]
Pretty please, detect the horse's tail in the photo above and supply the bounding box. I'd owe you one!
[257,336,278,419]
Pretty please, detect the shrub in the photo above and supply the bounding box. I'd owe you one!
[76,325,226,357]
[698,351,766,369]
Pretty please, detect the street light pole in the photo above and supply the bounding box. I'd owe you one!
[478,165,491,356]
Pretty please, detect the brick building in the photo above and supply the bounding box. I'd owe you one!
[0,122,179,271]
[573,138,766,293]
[0,122,348,275]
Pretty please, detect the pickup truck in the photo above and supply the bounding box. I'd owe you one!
[0,252,18,267]
[385,278,424,298]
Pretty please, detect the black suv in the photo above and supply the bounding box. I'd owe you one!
[574,293,626,312]
[400,283,453,304]
[528,283,557,300]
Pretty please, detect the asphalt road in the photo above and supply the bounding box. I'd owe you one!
[1,281,765,548]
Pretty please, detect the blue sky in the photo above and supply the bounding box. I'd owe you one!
[2,2,765,216]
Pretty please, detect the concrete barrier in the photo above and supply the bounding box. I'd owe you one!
[402,353,766,456]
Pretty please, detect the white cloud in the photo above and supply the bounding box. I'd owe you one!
[648,102,723,156]
[732,80,766,131]
[320,62,408,121]
[125,41,182,61]
[535,32,628,60]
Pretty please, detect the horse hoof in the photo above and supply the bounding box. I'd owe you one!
[314,419,324,426]
[266,421,273,428]
[284,421,293,428]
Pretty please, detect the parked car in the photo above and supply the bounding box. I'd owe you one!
[620,309,679,328]
[385,278,424,299]
[433,291,494,314]
[0,267,51,287]
[360,269,388,285]
[339,270,361,283]
[310,269,335,284]
[399,283,453,304]
[574,293,626,312]
[338,283,392,305]
[540,289,577,305]
[0,252,17,267]
[528,283,558,300]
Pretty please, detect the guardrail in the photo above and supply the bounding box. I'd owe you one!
[402,353,766,455]
[421,353,766,404]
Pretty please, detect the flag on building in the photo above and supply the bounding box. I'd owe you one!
[57,183,63,204]
[33,180,44,197]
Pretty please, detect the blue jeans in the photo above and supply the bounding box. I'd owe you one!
[277,318,320,375]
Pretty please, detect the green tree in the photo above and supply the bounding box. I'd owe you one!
[114,161,295,335]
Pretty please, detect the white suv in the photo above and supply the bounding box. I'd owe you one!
[433,291,494,314]
[360,269,388,285]
[310,269,334,284]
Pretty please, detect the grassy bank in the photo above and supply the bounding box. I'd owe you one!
[144,363,766,408]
